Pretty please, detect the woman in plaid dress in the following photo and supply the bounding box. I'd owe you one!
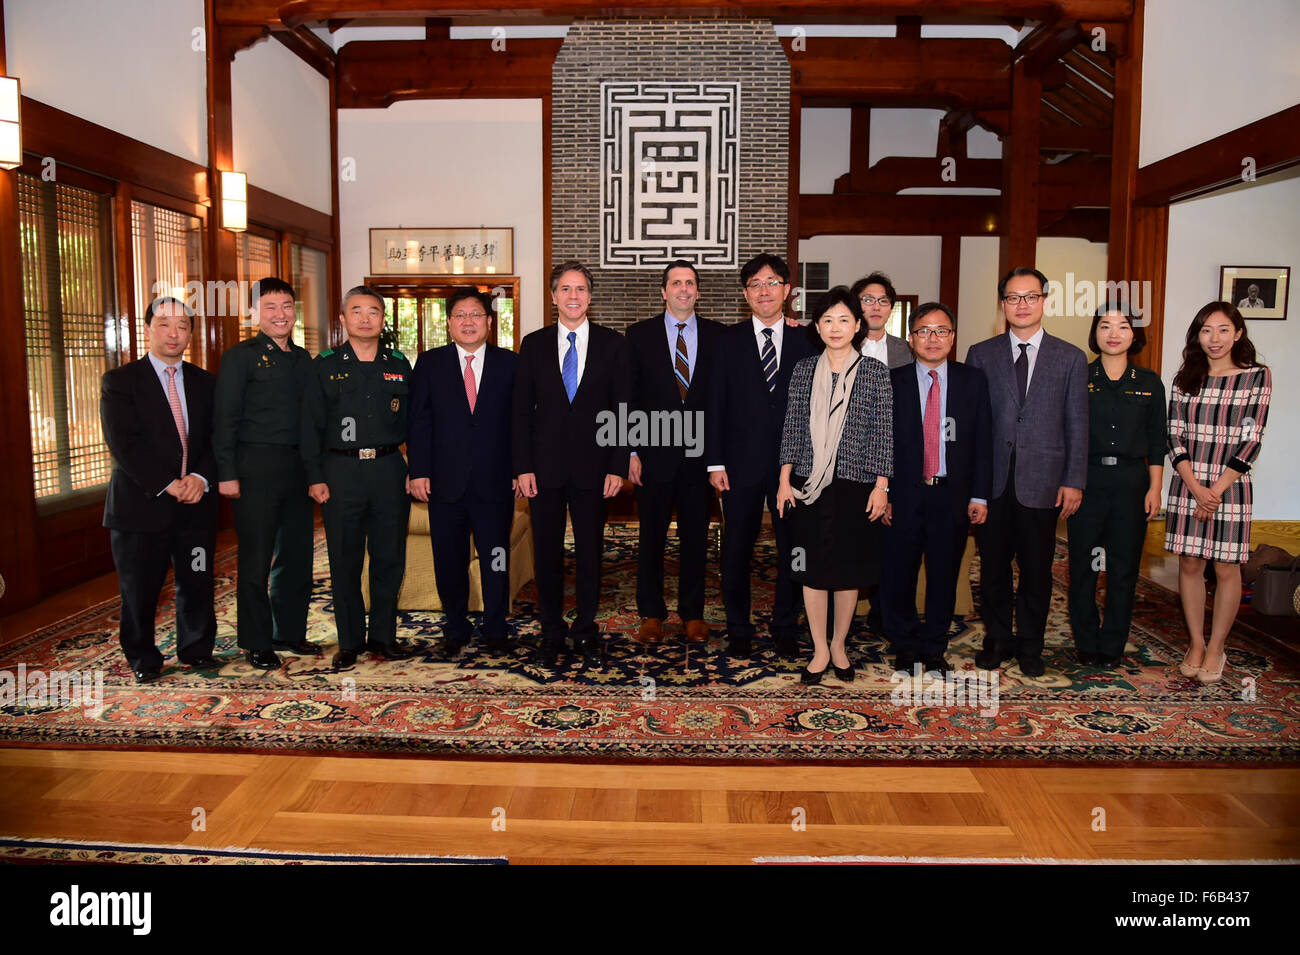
[1166,302,1271,684]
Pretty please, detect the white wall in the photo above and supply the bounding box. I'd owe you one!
[1141,0,1300,166]
[232,37,332,214]
[7,0,207,163]
[337,99,545,336]
[1162,168,1300,520]
[957,236,1000,354]
[1036,237,1110,354]
[797,235,942,304]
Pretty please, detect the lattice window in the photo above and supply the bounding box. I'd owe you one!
[132,201,204,363]
[19,174,120,506]
[289,244,329,355]
[236,232,278,340]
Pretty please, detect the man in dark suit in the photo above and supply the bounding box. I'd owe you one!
[626,260,724,646]
[881,302,991,675]
[966,267,1088,677]
[101,297,219,683]
[706,253,814,659]
[409,287,519,655]
[852,272,913,370]
[513,260,630,666]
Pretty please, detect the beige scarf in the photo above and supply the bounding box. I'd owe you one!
[794,351,862,507]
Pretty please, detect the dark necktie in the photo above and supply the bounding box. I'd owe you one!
[761,328,777,392]
[674,322,690,401]
[1015,342,1029,404]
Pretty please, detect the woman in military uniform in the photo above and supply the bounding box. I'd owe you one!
[1067,304,1166,668]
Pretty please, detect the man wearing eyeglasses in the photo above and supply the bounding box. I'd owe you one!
[851,272,913,370]
[880,302,991,676]
[965,267,1088,678]
[706,253,814,659]
[408,287,519,656]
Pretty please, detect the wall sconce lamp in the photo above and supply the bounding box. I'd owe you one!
[0,77,22,171]
[221,170,247,231]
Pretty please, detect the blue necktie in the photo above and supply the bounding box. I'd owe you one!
[761,328,777,392]
[562,330,578,403]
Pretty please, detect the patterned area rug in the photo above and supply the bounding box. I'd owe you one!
[0,837,504,865]
[1,524,1297,764]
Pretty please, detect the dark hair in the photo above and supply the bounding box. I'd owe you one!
[909,301,955,331]
[250,277,295,307]
[661,259,699,289]
[550,259,594,294]
[850,271,897,305]
[739,253,790,288]
[341,285,386,314]
[806,286,867,351]
[1088,303,1147,355]
[1173,301,1265,395]
[998,266,1049,300]
[144,296,195,325]
[446,287,493,319]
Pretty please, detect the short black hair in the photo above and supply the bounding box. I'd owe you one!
[806,286,867,351]
[341,285,386,314]
[1088,303,1147,355]
[144,296,195,325]
[998,266,1049,300]
[850,271,897,305]
[550,259,594,294]
[250,276,295,307]
[661,259,699,289]
[739,253,790,288]
[446,287,494,319]
[909,301,955,331]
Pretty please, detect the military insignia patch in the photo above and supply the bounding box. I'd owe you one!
[391,398,400,412]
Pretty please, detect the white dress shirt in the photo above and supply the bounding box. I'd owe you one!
[146,351,208,492]
[455,342,486,392]
[1008,326,1046,391]
[861,334,889,364]
[556,318,590,386]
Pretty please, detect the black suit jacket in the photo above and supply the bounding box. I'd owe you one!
[625,312,724,480]
[512,321,631,489]
[889,360,992,522]
[408,343,518,503]
[101,357,218,533]
[705,320,815,486]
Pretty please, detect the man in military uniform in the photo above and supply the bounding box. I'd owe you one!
[216,278,317,669]
[302,285,416,670]
[1067,304,1166,667]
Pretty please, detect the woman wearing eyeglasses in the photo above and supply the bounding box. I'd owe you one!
[1165,302,1270,684]
[1066,304,1166,670]
[777,287,893,684]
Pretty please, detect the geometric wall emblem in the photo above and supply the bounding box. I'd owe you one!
[600,82,740,269]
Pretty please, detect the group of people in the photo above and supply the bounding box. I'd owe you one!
[101,253,1270,691]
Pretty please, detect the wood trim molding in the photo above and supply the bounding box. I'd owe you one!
[247,184,332,243]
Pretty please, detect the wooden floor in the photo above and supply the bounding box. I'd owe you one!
[1,524,1298,864]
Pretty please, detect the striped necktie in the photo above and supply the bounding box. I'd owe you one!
[760,328,777,392]
[674,322,690,401]
[165,365,188,477]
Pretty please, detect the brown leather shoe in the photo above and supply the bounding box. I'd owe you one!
[637,618,665,644]
[684,619,710,643]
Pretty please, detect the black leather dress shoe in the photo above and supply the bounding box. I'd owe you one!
[484,636,511,654]
[366,641,416,661]
[441,635,469,656]
[183,655,220,669]
[772,634,800,658]
[332,649,359,671]
[134,667,162,684]
[726,637,753,659]
[245,649,282,669]
[1077,650,1101,666]
[1095,653,1123,668]
[576,635,602,662]
[974,644,1016,670]
[273,640,323,656]
[1018,655,1046,678]
[541,638,565,667]
[921,654,952,675]
[893,651,919,675]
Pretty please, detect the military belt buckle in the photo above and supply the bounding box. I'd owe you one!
[1101,456,1118,466]
[359,448,377,460]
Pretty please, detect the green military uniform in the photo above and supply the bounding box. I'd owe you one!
[1067,359,1167,659]
[214,331,314,652]
[301,341,412,651]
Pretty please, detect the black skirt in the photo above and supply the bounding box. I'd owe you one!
[788,475,881,591]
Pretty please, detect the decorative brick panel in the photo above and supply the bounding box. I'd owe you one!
[552,19,790,332]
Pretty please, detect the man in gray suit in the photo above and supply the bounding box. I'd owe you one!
[966,267,1087,677]
[852,272,913,369]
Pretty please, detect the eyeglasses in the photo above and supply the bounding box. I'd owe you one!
[1002,293,1043,306]
[745,279,785,291]
[451,312,487,320]
[859,295,892,306]
[910,326,952,339]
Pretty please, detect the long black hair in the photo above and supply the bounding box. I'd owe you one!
[1173,301,1264,395]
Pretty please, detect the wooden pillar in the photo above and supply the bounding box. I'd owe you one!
[786,90,801,301]
[940,232,962,349]
[0,3,42,609]
[204,1,245,367]
[328,62,342,343]
[998,58,1041,276]
[847,106,870,191]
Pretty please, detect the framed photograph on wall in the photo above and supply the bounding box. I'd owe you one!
[1219,266,1289,320]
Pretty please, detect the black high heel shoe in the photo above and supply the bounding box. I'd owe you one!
[801,664,828,685]
[832,660,855,682]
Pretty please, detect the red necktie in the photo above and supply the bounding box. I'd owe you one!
[922,369,940,481]
[166,365,188,477]
[464,353,477,413]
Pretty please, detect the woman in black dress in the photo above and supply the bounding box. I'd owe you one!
[777,287,893,684]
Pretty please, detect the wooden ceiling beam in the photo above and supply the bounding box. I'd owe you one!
[800,190,1109,239]
[270,25,336,77]
[1015,18,1084,75]
[1063,48,1114,91]
[336,37,562,105]
[1053,84,1111,124]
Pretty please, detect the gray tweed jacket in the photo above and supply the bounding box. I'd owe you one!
[779,354,894,482]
